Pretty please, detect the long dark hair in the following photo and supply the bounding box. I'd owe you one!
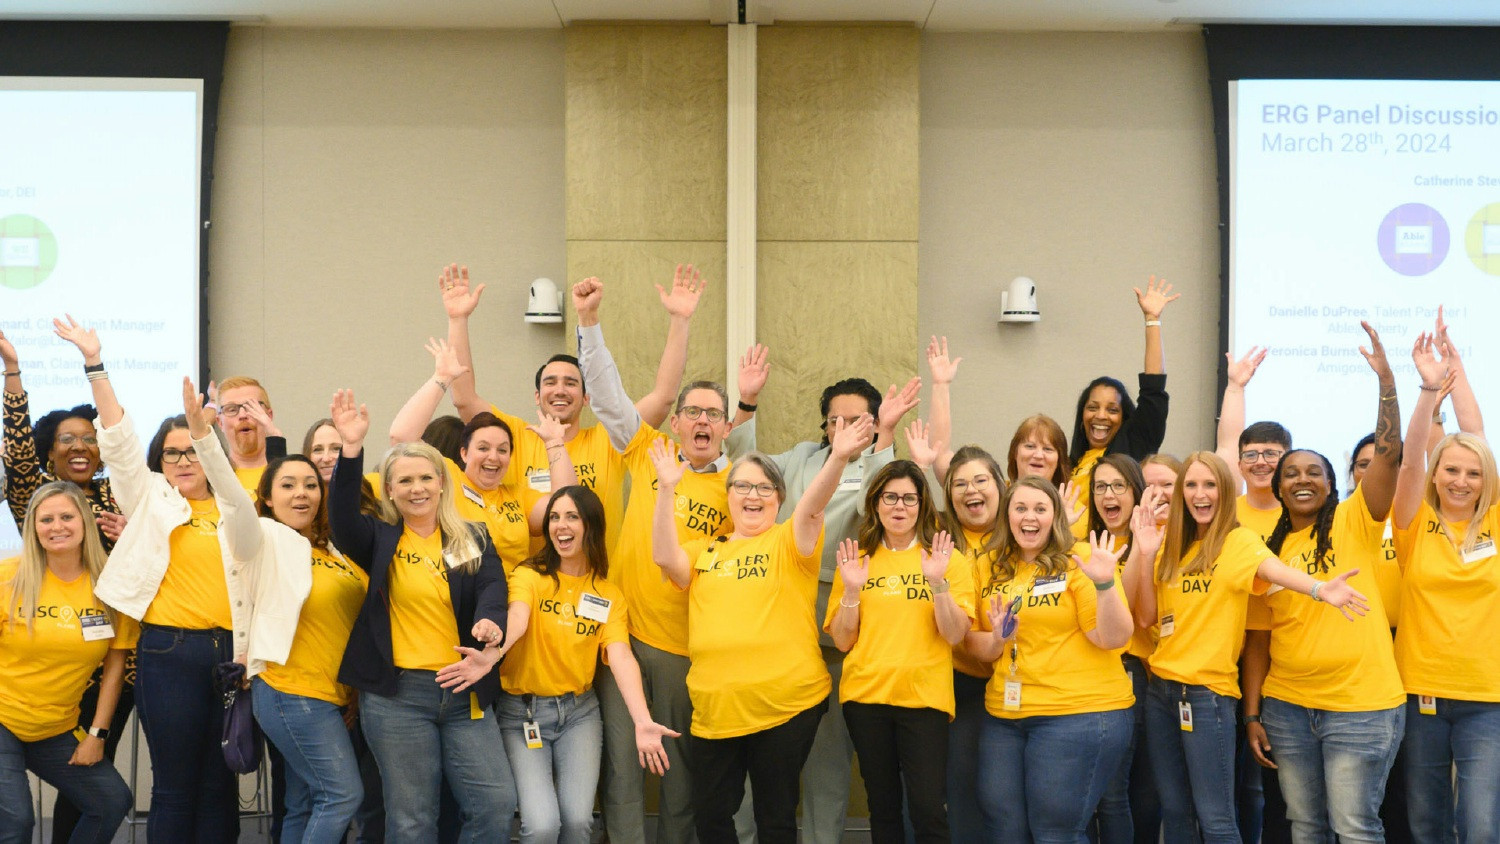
[1069,376,1136,463]
[257,455,332,552]
[522,485,609,585]
[1087,453,1145,559]
[856,460,939,557]
[1266,449,1339,573]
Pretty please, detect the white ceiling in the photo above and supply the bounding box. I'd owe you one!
[0,0,1496,30]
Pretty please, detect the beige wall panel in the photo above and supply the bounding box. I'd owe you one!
[758,26,920,242]
[209,27,567,444]
[562,241,728,429]
[565,25,726,242]
[755,241,919,455]
[919,32,1218,462]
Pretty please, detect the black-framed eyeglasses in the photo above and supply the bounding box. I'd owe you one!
[679,405,726,422]
[1241,449,1285,464]
[160,448,200,465]
[1092,481,1129,496]
[879,492,920,507]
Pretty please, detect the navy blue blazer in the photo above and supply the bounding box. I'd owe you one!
[329,451,508,708]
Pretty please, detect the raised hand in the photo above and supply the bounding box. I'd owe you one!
[0,330,16,371]
[438,264,486,319]
[1074,530,1122,585]
[926,336,962,385]
[1133,275,1180,319]
[1132,494,1167,552]
[1226,346,1267,389]
[636,720,682,776]
[238,396,282,439]
[987,594,1019,642]
[1358,322,1394,383]
[1317,570,1371,620]
[657,263,706,320]
[836,537,871,593]
[330,389,370,447]
[426,337,470,385]
[737,344,770,403]
[921,530,955,584]
[571,277,603,323]
[830,414,876,461]
[526,411,566,448]
[52,314,101,363]
[1060,480,1085,528]
[877,377,922,433]
[1411,332,1449,389]
[182,377,217,440]
[904,419,942,470]
[648,438,685,489]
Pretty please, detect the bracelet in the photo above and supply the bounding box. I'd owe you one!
[1310,580,1325,602]
[930,578,950,594]
[1380,392,1397,402]
[738,400,757,413]
[1,370,17,377]
[1092,578,1115,591]
[1419,383,1441,392]
[86,371,109,382]
[83,362,105,374]
[839,597,861,609]
[1144,319,1162,327]
[1241,714,1261,726]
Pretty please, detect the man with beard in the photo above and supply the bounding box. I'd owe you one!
[215,375,287,498]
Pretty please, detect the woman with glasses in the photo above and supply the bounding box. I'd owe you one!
[652,416,874,844]
[825,460,974,843]
[58,317,257,843]
[0,328,134,843]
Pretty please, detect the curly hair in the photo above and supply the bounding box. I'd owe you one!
[33,404,101,476]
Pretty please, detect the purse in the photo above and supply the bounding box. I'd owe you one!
[212,661,263,774]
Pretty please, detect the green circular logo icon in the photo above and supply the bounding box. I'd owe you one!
[0,215,58,289]
[1465,203,1500,277]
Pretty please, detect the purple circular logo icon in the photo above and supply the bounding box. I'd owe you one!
[1377,203,1449,276]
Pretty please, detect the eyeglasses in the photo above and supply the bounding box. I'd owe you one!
[1241,449,1285,464]
[55,434,99,447]
[951,475,994,494]
[879,492,920,507]
[160,448,200,465]
[678,405,726,422]
[1093,481,1129,496]
[219,401,259,418]
[730,480,777,498]
[824,414,868,429]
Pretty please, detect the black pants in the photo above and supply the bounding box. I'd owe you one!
[51,677,135,844]
[843,701,950,844]
[690,699,827,844]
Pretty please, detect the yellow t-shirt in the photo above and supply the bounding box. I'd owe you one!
[684,520,830,739]
[501,566,629,697]
[1372,519,1401,627]
[1260,487,1404,711]
[144,498,232,630]
[0,560,140,741]
[235,466,265,500]
[388,527,459,671]
[1392,501,1500,701]
[489,405,628,551]
[1236,496,1280,634]
[825,545,975,717]
[1115,546,1155,662]
[613,428,732,657]
[260,548,369,706]
[442,458,542,573]
[1150,527,1272,697]
[1070,447,1106,540]
[953,527,998,679]
[977,555,1133,718]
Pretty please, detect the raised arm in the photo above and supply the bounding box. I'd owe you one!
[1,330,39,528]
[636,264,705,428]
[904,420,948,511]
[875,377,921,454]
[327,390,379,568]
[925,336,961,481]
[437,264,491,422]
[733,344,769,428]
[1074,532,1133,650]
[793,415,875,556]
[391,338,468,445]
[1357,322,1401,521]
[1436,307,1484,438]
[1392,334,1448,530]
[574,278,645,452]
[829,539,869,652]
[1127,499,1164,630]
[184,378,262,562]
[1215,346,1267,494]
[923,532,971,646]
[1134,276,1179,376]
[54,315,120,428]
[526,411,576,532]
[649,439,692,588]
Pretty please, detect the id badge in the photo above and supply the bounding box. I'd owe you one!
[837,473,863,493]
[1462,540,1495,565]
[578,593,611,623]
[1003,680,1022,711]
[1159,613,1175,637]
[1418,695,1437,716]
[528,470,552,493]
[1032,575,1067,597]
[461,485,485,507]
[79,614,115,642]
[1178,701,1194,732]
[524,720,544,749]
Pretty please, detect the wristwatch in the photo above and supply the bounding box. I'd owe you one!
[930,578,950,594]
[1241,714,1261,727]
[86,726,111,740]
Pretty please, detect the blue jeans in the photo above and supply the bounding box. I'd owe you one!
[977,707,1133,843]
[498,690,602,844]
[1146,677,1241,843]
[1092,655,1159,844]
[947,670,989,844]
[134,624,240,843]
[359,670,517,844]
[1260,697,1402,843]
[1402,695,1500,843]
[252,678,364,844]
[0,723,131,844]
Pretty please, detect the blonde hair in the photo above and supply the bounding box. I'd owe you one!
[377,442,482,574]
[1425,433,1500,553]
[984,476,1076,584]
[2,482,113,635]
[1158,451,1239,583]
[217,375,272,412]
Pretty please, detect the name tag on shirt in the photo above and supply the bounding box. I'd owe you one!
[528,470,552,493]
[1463,540,1495,565]
[837,475,863,493]
[1159,613,1175,637]
[461,485,485,507]
[80,614,115,642]
[578,593,611,623]
[1032,575,1067,597]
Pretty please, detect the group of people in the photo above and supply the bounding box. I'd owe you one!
[0,263,1495,844]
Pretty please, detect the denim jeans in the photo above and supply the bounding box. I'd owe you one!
[252,678,364,844]
[1092,654,1159,844]
[134,624,240,843]
[50,678,134,844]
[0,722,131,844]
[359,670,517,844]
[1145,677,1241,844]
[1260,697,1403,843]
[497,690,602,844]
[1402,695,1500,844]
[977,707,1133,843]
[947,670,989,844]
